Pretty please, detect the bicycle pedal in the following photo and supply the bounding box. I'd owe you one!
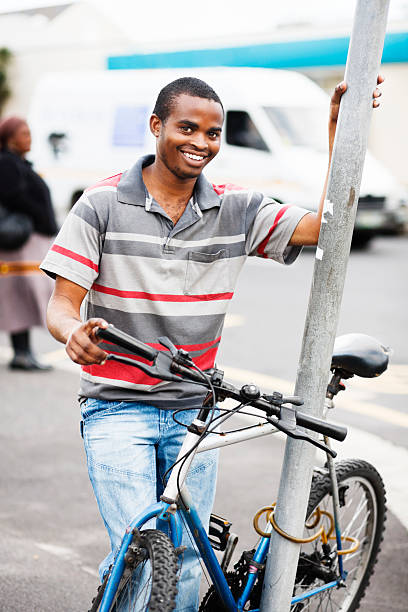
[209,513,233,551]
[221,532,239,573]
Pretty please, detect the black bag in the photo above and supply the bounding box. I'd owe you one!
[0,203,33,250]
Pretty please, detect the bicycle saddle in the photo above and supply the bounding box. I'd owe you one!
[331,333,389,378]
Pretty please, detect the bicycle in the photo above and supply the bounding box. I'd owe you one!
[88,325,389,612]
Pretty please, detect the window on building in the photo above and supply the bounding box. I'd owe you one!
[112,106,148,147]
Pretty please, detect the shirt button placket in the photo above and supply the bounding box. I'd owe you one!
[163,227,175,254]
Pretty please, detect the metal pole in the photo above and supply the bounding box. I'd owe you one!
[260,1,390,610]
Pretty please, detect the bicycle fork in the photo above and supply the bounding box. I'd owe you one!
[323,389,348,582]
[324,437,347,581]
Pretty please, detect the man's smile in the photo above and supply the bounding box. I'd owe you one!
[180,150,208,164]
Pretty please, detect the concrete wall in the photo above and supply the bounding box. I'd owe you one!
[1,4,131,117]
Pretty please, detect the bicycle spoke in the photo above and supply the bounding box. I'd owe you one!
[298,595,313,610]
[342,495,368,537]
[344,536,369,566]
[348,511,371,541]
[316,592,325,611]
[328,591,343,611]
[288,463,386,612]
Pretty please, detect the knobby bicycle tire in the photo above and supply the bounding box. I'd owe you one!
[90,529,179,612]
[291,459,387,611]
[200,459,386,612]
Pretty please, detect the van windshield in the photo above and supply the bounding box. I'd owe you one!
[263,106,327,152]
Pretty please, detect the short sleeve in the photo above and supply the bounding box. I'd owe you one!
[40,193,102,289]
[246,196,310,264]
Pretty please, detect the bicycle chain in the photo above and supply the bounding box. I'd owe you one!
[199,549,264,611]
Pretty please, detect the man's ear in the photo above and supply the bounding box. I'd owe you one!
[150,114,162,138]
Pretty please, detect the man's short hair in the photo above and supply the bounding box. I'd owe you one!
[153,77,223,123]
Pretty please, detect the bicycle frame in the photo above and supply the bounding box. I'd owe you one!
[98,415,347,612]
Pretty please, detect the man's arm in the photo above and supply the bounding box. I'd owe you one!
[47,276,108,365]
[289,76,384,246]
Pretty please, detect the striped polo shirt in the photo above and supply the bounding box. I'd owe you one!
[41,154,309,408]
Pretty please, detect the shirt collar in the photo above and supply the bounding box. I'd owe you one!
[117,154,221,211]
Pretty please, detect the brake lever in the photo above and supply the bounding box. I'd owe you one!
[158,336,196,369]
[106,352,181,383]
[158,336,178,356]
[267,416,337,458]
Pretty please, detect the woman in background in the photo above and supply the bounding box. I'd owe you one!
[0,116,57,370]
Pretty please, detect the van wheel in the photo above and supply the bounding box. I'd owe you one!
[351,234,373,250]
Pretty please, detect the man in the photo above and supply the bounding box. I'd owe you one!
[41,75,382,610]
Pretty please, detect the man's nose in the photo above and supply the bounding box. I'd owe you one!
[190,132,208,150]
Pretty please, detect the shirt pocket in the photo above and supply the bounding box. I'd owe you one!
[184,249,231,296]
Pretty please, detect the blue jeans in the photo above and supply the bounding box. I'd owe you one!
[81,399,219,612]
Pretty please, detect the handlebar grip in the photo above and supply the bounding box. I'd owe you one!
[96,325,159,362]
[296,412,347,442]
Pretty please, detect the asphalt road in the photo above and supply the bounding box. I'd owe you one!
[0,235,407,611]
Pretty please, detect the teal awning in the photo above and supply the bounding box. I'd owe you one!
[107,32,408,70]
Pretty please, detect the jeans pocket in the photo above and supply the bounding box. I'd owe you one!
[81,398,125,420]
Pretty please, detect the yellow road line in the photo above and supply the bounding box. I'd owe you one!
[41,348,69,363]
[219,364,408,429]
[349,364,408,395]
[0,345,406,428]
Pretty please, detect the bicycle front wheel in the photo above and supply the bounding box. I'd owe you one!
[291,459,386,612]
[109,529,179,612]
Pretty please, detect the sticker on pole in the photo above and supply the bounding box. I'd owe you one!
[316,247,324,260]
[321,199,334,224]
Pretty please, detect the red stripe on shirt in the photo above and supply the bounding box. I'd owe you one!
[51,244,99,272]
[150,336,221,352]
[82,356,162,386]
[193,346,218,370]
[82,345,219,386]
[102,336,221,353]
[92,283,233,302]
[256,205,290,258]
[212,183,245,196]
[85,173,123,192]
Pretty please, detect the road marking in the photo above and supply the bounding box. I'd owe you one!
[0,346,12,360]
[332,425,408,531]
[36,542,99,577]
[0,345,79,371]
[224,313,245,328]
[0,346,406,427]
[220,364,408,429]
[349,364,408,395]
[1,342,407,533]
[233,406,408,531]
[40,347,69,363]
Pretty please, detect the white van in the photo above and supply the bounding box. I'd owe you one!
[28,67,407,246]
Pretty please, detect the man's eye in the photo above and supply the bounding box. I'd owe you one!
[208,131,219,139]
[181,126,192,133]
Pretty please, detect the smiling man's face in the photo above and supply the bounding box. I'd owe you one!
[151,94,224,180]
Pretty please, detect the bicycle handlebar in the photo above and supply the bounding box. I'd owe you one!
[95,325,347,446]
[293,411,345,441]
[97,325,159,362]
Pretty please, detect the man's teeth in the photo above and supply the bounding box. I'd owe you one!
[183,152,204,161]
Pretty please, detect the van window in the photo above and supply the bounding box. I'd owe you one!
[226,111,269,151]
[263,106,327,152]
[112,106,149,147]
